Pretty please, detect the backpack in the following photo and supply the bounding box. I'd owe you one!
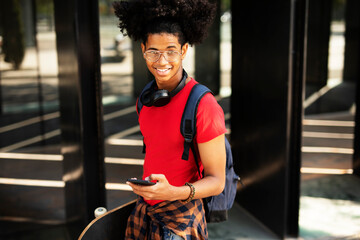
[137,81,241,223]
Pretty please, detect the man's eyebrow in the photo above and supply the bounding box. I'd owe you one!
[147,46,178,50]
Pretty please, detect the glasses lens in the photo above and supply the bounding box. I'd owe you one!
[164,51,180,62]
[145,51,181,62]
[145,51,160,62]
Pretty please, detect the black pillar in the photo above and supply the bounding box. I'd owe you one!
[355,79,360,176]
[286,0,307,236]
[54,0,106,235]
[132,41,152,97]
[343,0,360,84]
[194,0,220,95]
[231,0,306,238]
[305,0,332,92]
[344,0,360,175]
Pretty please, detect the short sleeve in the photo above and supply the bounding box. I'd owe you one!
[195,93,227,143]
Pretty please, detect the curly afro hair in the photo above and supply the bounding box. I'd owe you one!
[112,0,217,45]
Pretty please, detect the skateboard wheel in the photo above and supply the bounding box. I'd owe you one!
[94,207,107,218]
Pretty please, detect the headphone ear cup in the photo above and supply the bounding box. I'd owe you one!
[151,90,171,107]
[141,89,171,107]
[141,89,153,107]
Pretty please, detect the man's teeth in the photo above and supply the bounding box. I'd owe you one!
[157,68,169,72]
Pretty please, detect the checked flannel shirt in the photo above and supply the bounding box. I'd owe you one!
[125,197,208,240]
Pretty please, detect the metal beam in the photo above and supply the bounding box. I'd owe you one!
[195,0,220,95]
[343,0,360,83]
[132,41,152,97]
[231,0,306,237]
[305,0,332,91]
[344,0,360,175]
[54,0,106,236]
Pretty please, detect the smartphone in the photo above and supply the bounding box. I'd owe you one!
[127,178,156,186]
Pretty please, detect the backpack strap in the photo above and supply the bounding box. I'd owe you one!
[180,84,212,162]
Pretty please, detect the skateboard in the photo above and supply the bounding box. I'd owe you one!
[78,199,137,240]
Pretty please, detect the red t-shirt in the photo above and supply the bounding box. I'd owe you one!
[138,78,227,205]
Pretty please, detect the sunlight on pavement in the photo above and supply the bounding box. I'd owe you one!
[299,196,360,238]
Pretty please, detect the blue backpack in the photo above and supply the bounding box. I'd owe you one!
[137,82,241,223]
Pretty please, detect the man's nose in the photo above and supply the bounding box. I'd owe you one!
[157,53,168,64]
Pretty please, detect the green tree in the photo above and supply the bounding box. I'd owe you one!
[221,0,231,12]
[36,0,53,15]
[0,0,25,69]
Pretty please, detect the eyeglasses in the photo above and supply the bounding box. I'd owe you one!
[143,50,182,62]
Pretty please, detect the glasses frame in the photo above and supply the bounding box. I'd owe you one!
[143,50,182,63]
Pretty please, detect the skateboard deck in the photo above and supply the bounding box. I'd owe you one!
[78,199,137,240]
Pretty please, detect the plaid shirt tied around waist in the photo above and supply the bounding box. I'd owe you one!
[125,198,208,240]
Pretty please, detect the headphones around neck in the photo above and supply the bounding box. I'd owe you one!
[141,70,188,107]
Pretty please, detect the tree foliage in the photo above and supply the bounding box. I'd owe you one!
[0,0,25,69]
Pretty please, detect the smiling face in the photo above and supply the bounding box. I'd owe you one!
[141,33,188,91]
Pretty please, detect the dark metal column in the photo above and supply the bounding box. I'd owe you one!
[132,41,152,97]
[355,79,360,176]
[231,0,306,238]
[305,0,332,92]
[343,0,360,84]
[287,0,307,236]
[194,0,220,94]
[344,0,360,175]
[54,0,106,235]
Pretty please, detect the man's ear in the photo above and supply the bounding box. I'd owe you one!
[181,43,189,60]
[141,43,146,55]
